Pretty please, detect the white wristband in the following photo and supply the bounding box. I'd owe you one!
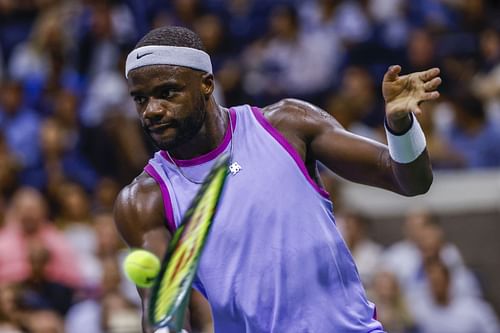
[385,113,426,164]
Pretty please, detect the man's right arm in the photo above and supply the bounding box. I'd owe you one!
[114,172,172,333]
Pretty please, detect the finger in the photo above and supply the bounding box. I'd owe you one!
[413,106,423,115]
[420,91,440,101]
[418,67,440,81]
[384,65,402,82]
[423,77,442,91]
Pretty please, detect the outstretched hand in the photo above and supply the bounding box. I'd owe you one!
[382,65,441,122]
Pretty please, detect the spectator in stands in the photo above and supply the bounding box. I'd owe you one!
[55,182,92,229]
[337,211,383,287]
[23,118,98,193]
[7,7,66,82]
[100,258,142,333]
[368,0,410,50]
[222,0,270,51]
[52,182,99,287]
[243,4,342,104]
[92,177,120,213]
[406,0,456,31]
[193,14,229,105]
[0,284,23,332]
[65,255,141,333]
[412,259,500,333]
[369,271,416,333]
[0,0,500,330]
[383,209,431,288]
[75,1,135,80]
[412,217,482,299]
[415,102,465,169]
[17,239,74,316]
[79,46,149,184]
[50,89,82,152]
[94,213,124,260]
[326,65,384,142]
[25,309,65,333]
[0,131,20,197]
[298,0,372,46]
[444,93,500,168]
[404,29,439,73]
[171,0,204,28]
[0,187,82,288]
[472,28,500,124]
[382,209,480,298]
[0,79,41,170]
[8,6,80,113]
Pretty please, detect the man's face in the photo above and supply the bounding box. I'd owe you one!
[13,191,47,235]
[128,65,210,150]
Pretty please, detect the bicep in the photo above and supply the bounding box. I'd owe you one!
[114,182,172,255]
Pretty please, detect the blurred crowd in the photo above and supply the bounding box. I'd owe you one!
[0,0,500,332]
[336,209,500,333]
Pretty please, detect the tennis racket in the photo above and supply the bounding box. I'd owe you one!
[148,154,229,332]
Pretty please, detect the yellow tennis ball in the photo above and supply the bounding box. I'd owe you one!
[123,249,161,288]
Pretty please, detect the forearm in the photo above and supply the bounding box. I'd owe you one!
[385,113,433,196]
[385,148,433,195]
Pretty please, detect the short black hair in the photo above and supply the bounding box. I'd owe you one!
[135,26,206,51]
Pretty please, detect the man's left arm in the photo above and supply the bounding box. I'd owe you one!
[302,66,441,196]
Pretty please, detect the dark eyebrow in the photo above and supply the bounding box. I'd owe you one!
[153,82,185,94]
[130,81,185,97]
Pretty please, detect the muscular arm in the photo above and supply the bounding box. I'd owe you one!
[114,173,173,333]
[263,66,441,196]
[264,99,432,196]
[114,173,213,333]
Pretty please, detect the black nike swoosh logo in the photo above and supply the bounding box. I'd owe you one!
[136,52,153,59]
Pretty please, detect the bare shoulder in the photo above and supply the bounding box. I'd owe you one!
[261,98,343,139]
[114,172,166,248]
[259,99,344,160]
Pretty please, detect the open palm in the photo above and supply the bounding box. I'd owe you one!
[383,65,441,121]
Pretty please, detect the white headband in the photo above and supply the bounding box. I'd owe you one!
[125,45,213,78]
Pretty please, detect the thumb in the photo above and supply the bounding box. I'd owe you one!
[384,65,402,82]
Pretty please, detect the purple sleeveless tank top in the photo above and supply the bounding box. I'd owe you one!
[145,105,384,332]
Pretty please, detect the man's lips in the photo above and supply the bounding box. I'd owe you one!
[148,123,173,132]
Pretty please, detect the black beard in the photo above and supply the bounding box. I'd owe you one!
[142,94,207,151]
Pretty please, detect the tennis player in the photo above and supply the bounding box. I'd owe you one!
[114,26,441,333]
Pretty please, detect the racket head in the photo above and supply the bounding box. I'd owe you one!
[149,154,229,330]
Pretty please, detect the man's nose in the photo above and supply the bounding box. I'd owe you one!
[143,98,165,122]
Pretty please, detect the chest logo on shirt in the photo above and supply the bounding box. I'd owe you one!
[229,162,242,175]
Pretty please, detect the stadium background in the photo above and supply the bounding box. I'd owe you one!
[0,0,499,332]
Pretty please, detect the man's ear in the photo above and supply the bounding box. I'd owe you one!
[201,73,215,99]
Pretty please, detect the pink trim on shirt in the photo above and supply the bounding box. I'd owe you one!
[250,106,330,199]
[160,108,237,167]
[144,164,176,233]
